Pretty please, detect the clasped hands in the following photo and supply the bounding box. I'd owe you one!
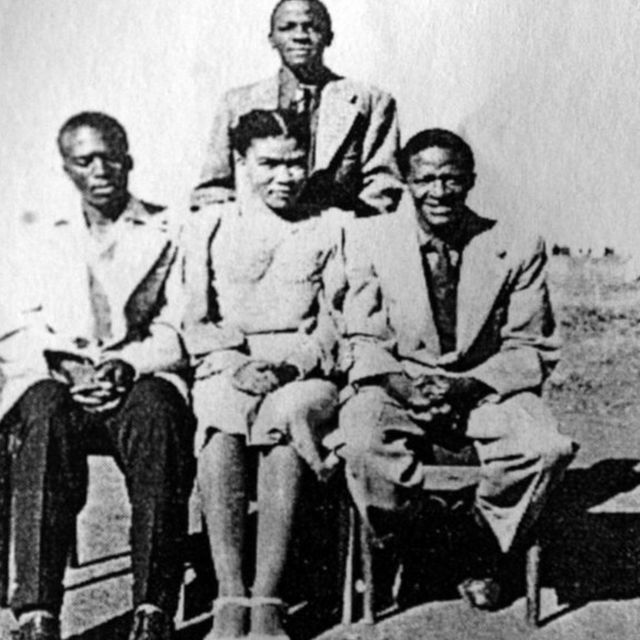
[52,357,136,412]
[231,360,300,396]
[374,371,492,422]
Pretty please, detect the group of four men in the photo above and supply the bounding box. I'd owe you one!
[0,1,576,639]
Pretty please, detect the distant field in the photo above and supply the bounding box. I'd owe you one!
[547,256,640,465]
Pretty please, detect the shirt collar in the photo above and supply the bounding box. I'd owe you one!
[278,65,332,92]
[417,211,472,253]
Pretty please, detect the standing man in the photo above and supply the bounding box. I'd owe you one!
[192,0,403,217]
[339,129,577,608]
[0,112,194,640]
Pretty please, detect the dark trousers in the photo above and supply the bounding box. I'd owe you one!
[2,377,195,617]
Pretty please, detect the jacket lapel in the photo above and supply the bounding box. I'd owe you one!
[315,77,360,170]
[248,75,280,110]
[456,214,509,353]
[46,218,94,338]
[382,196,440,356]
[108,198,171,310]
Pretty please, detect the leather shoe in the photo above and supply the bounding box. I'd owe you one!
[457,577,502,611]
[128,606,174,640]
[17,611,60,640]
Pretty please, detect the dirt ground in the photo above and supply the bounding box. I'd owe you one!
[4,255,640,640]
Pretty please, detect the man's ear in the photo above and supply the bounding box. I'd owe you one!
[467,172,476,191]
[324,29,334,47]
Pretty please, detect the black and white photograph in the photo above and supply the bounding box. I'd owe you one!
[1,1,640,639]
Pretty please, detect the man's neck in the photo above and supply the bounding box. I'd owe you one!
[283,62,328,85]
[82,193,129,228]
[417,211,469,249]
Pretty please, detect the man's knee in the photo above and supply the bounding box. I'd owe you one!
[121,377,194,449]
[126,376,185,411]
[126,377,192,426]
[511,395,577,471]
[16,379,70,421]
[535,431,577,473]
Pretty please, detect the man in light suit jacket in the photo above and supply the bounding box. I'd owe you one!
[339,129,577,609]
[0,112,194,640]
[191,0,403,217]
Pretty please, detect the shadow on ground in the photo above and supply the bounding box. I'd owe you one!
[63,459,640,640]
[66,612,131,640]
[541,458,640,618]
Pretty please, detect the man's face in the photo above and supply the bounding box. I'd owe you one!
[269,0,332,71]
[406,146,475,231]
[241,136,307,212]
[60,125,131,210]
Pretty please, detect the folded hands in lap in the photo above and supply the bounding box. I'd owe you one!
[51,357,136,413]
[370,372,493,423]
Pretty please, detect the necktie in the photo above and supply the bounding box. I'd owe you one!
[422,237,458,354]
[297,86,315,116]
[296,85,318,171]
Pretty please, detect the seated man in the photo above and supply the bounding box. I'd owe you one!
[183,109,346,640]
[191,0,403,217]
[0,112,194,640]
[339,128,578,608]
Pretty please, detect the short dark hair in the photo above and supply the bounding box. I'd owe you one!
[399,128,475,177]
[57,111,128,157]
[269,0,332,36]
[230,109,310,157]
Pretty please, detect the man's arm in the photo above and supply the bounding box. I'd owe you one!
[358,90,404,216]
[341,220,403,383]
[469,235,560,397]
[190,92,236,210]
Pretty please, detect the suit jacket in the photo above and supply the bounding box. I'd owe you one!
[343,194,560,398]
[193,70,403,217]
[0,196,187,422]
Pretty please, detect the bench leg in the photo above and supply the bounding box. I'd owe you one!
[525,538,541,627]
[341,505,356,625]
[359,515,375,625]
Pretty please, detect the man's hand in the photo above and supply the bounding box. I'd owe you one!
[436,375,493,409]
[47,353,95,387]
[411,374,493,420]
[382,372,415,404]
[272,362,301,386]
[94,359,136,392]
[232,360,281,396]
[70,359,135,413]
[70,380,119,412]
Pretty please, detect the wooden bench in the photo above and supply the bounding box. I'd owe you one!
[341,465,542,627]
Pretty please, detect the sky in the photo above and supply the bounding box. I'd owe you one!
[2,0,640,252]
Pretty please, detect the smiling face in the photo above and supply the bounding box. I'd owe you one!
[406,146,475,232]
[240,135,307,212]
[269,0,332,73]
[60,125,131,213]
